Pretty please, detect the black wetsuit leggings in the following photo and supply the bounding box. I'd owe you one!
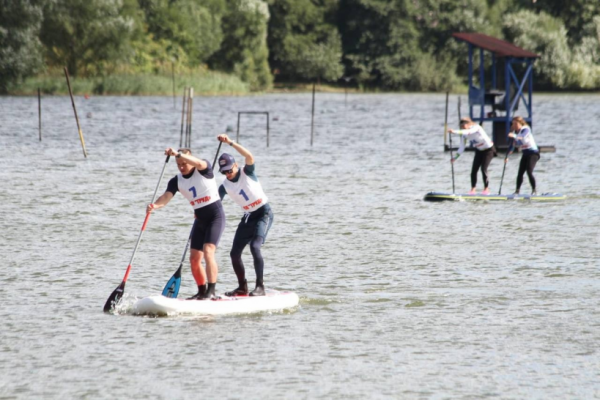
[471,147,495,189]
[231,236,264,285]
[516,152,540,192]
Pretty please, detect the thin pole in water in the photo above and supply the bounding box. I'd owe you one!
[187,87,193,148]
[172,62,176,108]
[64,67,88,158]
[179,87,188,148]
[236,111,269,146]
[236,113,241,143]
[38,88,42,141]
[311,82,316,146]
[343,76,351,107]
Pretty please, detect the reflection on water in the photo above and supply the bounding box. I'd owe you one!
[0,93,599,398]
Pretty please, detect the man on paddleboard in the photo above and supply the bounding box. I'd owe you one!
[146,148,225,300]
[216,134,273,297]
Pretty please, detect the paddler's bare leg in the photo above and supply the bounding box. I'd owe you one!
[203,243,218,298]
[187,249,207,299]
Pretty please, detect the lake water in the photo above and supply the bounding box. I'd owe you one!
[0,92,599,399]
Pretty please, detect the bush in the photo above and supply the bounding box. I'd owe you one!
[8,69,249,95]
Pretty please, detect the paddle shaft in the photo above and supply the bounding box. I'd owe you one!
[498,138,513,194]
[104,155,170,312]
[212,142,223,169]
[445,92,455,194]
[122,154,171,281]
[162,224,195,297]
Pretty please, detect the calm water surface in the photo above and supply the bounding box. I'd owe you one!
[0,93,599,399]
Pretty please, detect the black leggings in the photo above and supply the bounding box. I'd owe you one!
[516,152,540,192]
[471,147,496,189]
[230,236,264,285]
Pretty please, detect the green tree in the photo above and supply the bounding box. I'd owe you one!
[41,0,134,76]
[504,10,571,89]
[505,10,600,90]
[341,0,525,91]
[532,0,600,45]
[340,0,447,90]
[208,0,273,91]
[139,0,226,67]
[267,0,343,82]
[0,0,44,92]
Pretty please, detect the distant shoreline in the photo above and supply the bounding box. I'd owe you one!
[4,74,597,96]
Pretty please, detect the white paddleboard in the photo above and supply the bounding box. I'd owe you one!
[133,290,300,316]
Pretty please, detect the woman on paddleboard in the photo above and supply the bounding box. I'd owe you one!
[506,116,540,195]
[448,117,497,194]
[146,148,225,299]
[216,134,274,297]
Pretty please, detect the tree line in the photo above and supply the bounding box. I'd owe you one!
[2,0,599,94]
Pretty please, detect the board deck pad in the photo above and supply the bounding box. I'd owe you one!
[133,290,300,316]
[423,192,566,202]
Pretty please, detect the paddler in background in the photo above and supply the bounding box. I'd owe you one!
[146,147,226,300]
[216,134,274,297]
[448,117,497,194]
[506,116,540,195]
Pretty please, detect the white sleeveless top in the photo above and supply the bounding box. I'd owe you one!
[222,168,268,212]
[177,169,219,210]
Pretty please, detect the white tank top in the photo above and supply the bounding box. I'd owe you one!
[222,168,268,212]
[177,169,219,210]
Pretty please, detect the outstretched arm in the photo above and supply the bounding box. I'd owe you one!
[147,191,174,213]
[217,134,254,166]
[165,147,208,171]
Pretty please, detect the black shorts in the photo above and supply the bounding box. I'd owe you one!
[232,203,274,247]
[191,201,226,250]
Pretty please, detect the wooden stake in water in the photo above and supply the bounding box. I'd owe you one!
[187,87,194,148]
[343,76,351,107]
[310,82,316,146]
[185,88,190,147]
[38,88,42,142]
[172,62,176,108]
[179,87,188,147]
[236,111,270,146]
[64,67,88,158]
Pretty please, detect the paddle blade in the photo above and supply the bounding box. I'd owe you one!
[162,277,181,298]
[103,281,126,313]
[162,269,182,298]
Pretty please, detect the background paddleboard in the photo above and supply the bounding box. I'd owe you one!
[133,290,299,316]
[423,192,566,202]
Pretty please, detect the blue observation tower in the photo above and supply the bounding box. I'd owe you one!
[451,33,552,152]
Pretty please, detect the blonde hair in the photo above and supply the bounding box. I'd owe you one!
[512,116,528,127]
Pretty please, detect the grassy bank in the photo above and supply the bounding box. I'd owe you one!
[8,70,250,96]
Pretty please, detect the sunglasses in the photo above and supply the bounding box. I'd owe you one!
[221,168,234,175]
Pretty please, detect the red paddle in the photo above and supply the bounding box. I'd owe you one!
[103,155,170,313]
